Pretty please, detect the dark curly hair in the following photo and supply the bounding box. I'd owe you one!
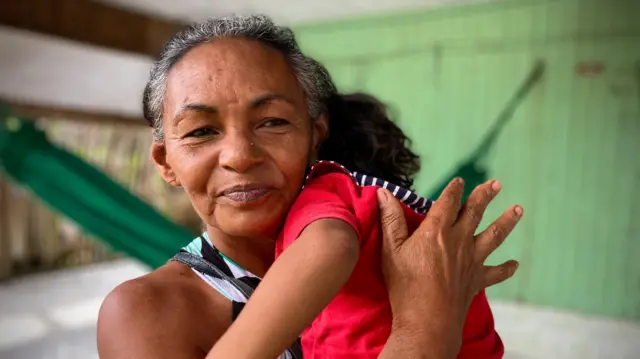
[143,15,420,188]
[320,93,420,189]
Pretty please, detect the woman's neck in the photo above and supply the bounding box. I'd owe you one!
[206,225,275,277]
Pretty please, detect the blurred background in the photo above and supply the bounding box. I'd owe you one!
[0,0,638,358]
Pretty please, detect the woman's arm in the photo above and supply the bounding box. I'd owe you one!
[379,320,457,359]
[207,218,359,359]
[377,294,503,359]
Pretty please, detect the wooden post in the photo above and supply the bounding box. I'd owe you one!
[34,203,60,267]
[0,175,12,279]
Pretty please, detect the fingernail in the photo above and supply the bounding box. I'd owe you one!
[492,180,501,192]
[514,205,523,217]
[511,261,519,274]
[456,177,464,185]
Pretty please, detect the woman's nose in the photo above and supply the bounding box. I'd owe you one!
[218,131,263,174]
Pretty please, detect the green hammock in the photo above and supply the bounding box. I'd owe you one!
[0,107,192,269]
[427,61,545,200]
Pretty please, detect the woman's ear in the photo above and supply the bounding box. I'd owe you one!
[151,142,181,187]
[312,114,329,154]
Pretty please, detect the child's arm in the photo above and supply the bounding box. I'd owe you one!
[207,218,359,359]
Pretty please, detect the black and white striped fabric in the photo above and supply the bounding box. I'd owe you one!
[172,234,302,359]
[303,160,432,214]
[171,161,432,358]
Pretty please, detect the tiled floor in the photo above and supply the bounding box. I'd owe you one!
[0,259,638,359]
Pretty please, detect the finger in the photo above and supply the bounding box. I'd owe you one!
[455,180,501,236]
[475,205,523,261]
[377,188,409,252]
[481,260,519,289]
[422,177,464,230]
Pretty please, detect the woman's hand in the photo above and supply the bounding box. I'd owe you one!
[377,178,522,359]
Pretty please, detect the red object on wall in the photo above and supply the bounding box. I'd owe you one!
[576,62,605,76]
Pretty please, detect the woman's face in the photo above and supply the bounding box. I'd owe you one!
[152,38,327,240]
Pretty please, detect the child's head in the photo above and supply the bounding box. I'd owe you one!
[319,93,420,189]
[144,15,420,241]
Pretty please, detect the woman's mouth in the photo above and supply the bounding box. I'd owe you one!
[219,185,271,205]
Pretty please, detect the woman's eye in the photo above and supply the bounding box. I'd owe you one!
[261,118,290,128]
[186,128,218,137]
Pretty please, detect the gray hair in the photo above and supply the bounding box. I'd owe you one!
[142,14,337,141]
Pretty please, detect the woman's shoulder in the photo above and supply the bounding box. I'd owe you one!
[101,262,186,309]
[97,262,232,358]
[101,261,194,309]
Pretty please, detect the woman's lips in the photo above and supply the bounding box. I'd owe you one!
[221,188,270,204]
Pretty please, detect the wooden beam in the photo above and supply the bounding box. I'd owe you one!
[0,0,184,57]
[5,100,147,127]
[0,175,11,280]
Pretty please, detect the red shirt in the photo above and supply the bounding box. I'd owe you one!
[275,162,504,358]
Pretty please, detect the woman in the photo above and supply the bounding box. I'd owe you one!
[97,15,522,359]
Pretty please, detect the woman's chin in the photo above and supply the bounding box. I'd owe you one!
[213,204,287,240]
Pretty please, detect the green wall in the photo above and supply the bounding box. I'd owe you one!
[294,0,640,321]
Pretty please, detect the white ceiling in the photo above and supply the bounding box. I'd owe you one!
[1,0,485,118]
[99,0,476,24]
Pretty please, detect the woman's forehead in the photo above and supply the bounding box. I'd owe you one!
[165,38,304,108]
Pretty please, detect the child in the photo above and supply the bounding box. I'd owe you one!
[211,94,503,359]
[277,160,433,357]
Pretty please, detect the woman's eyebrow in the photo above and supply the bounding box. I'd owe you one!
[173,94,294,124]
[249,93,296,109]
[173,103,218,124]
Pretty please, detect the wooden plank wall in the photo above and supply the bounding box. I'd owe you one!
[295,0,640,320]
